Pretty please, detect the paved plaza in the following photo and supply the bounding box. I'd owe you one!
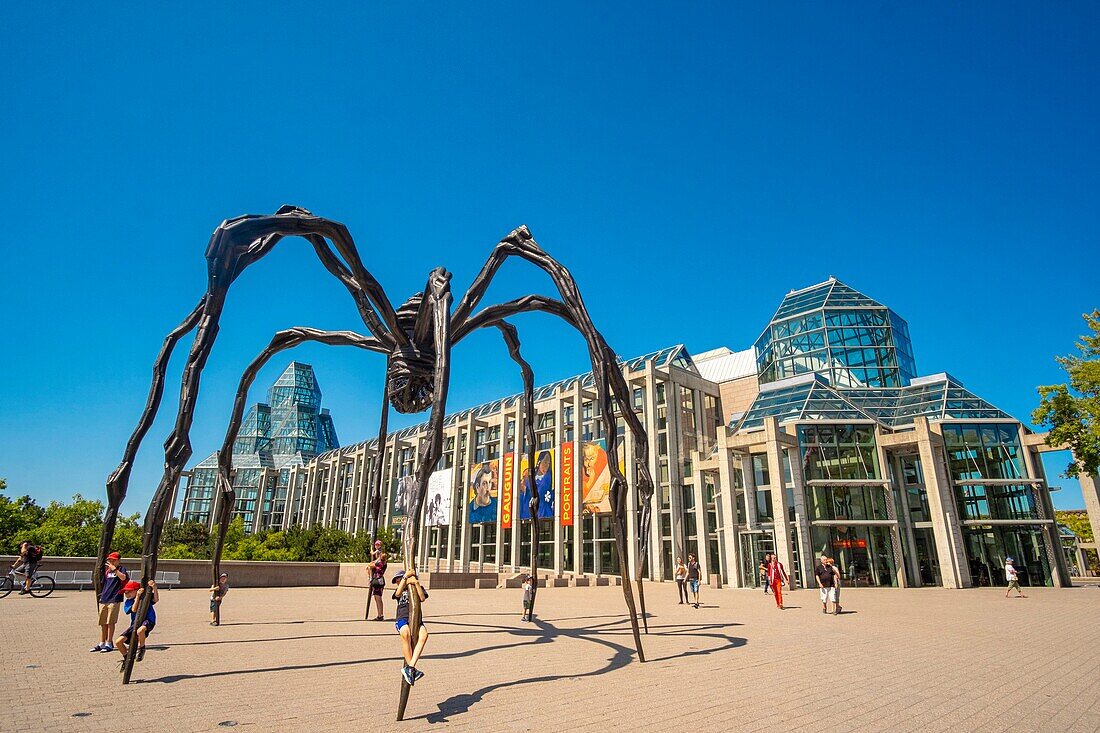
[2,582,1099,732]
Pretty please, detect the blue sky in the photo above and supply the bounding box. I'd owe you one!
[1,3,1097,513]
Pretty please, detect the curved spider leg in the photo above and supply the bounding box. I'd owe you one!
[452,231,656,656]
[207,327,386,617]
[397,267,452,722]
[364,377,390,620]
[491,321,541,618]
[119,209,399,683]
[96,296,206,601]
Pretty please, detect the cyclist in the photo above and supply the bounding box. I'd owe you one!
[10,540,44,595]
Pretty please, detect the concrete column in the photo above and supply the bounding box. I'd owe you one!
[1018,438,1069,588]
[787,441,816,589]
[644,365,662,582]
[914,418,971,588]
[572,381,584,576]
[1077,470,1100,560]
[691,460,709,582]
[553,398,564,576]
[764,418,796,586]
[714,434,742,586]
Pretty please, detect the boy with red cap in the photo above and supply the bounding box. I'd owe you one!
[91,552,129,653]
[115,578,158,668]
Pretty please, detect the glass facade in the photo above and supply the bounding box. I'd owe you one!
[755,279,916,388]
[179,362,340,531]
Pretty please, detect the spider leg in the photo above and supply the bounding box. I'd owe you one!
[208,327,386,614]
[364,376,389,620]
[491,321,541,618]
[97,296,206,601]
[452,231,656,656]
[117,208,398,683]
[397,267,452,722]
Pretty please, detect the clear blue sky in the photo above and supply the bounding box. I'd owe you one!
[1,3,1097,513]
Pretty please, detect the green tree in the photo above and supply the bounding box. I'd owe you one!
[1034,310,1100,477]
[0,478,47,553]
[25,494,106,557]
[1056,511,1094,542]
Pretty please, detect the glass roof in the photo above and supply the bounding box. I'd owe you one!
[771,278,886,322]
[318,344,695,460]
[732,372,1014,432]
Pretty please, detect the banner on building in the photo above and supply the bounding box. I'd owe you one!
[501,453,515,529]
[467,459,499,524]
[581,440,624,515]
[391,473,416,525]
[519,448,555,521]
[561,442,574,526]
[425,468,453,527]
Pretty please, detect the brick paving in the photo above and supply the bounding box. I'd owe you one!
[2,582,1099,732]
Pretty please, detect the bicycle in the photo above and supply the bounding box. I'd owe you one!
[0,564,56,598]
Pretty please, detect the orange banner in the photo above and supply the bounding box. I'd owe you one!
[561,442,574,526]
[501,452,515,529]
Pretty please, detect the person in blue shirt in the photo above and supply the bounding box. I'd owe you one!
[115,579,158,668]
[91,551,128,653]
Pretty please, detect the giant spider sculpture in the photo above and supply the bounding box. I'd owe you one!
[97,206,655,717]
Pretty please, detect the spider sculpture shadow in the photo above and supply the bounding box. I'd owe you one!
[96,206,655,718]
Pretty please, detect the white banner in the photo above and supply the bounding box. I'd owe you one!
[426,467,453,527]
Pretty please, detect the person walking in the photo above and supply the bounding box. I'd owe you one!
[686,553,701,608]
[674,557,689,604]
[815,554,839,614]
[370,551,388,620]
[760,553,771,595]
[1004,557,1028,598]
[91,552,128,653]
[767,554,789,610]
[828,557,843,613]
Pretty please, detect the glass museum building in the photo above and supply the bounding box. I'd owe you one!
[177,278,1073,589]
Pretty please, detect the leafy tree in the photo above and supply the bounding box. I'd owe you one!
[1056,511,1094,542]
[25,494,107,557]
[1034,310,1100,477]
[0,478,47,553]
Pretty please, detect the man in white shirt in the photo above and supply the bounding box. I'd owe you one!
[1004,557,1027,598]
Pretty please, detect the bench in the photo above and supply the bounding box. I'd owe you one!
[154,571,180,589]
[48,570,94,590]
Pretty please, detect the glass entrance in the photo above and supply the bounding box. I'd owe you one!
[810,525,898,587]
[912,527,941,586]
[738,530,775,588]
[962,525,1052,587]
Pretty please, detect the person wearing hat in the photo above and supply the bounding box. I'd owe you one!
[392,569,429,686]
[91,552,129,653]
[370,548,388,621]
[115,579,158,667]
[210,572,230,625]
[1004,557,1028,598]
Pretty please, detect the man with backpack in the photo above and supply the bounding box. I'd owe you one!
[11,540,44,595]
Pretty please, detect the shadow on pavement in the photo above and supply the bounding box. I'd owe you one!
[410,617,747,724]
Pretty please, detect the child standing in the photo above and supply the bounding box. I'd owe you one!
[210,572,229,625]
[521,574,534,621]
[393,569,429,686]
[116,579,158,668]
[92,552,128,653]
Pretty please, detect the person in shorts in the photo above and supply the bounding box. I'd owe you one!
[11,540,42,595]
[370,551,388,621]
[116,579,158,668]
[1004,557,1028,598]
[393,569,429,686]
[521,574,534,621]
[686,553,701,608]
[92,552,129,653]
[210,572,229,625]
[815,554,839,614]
